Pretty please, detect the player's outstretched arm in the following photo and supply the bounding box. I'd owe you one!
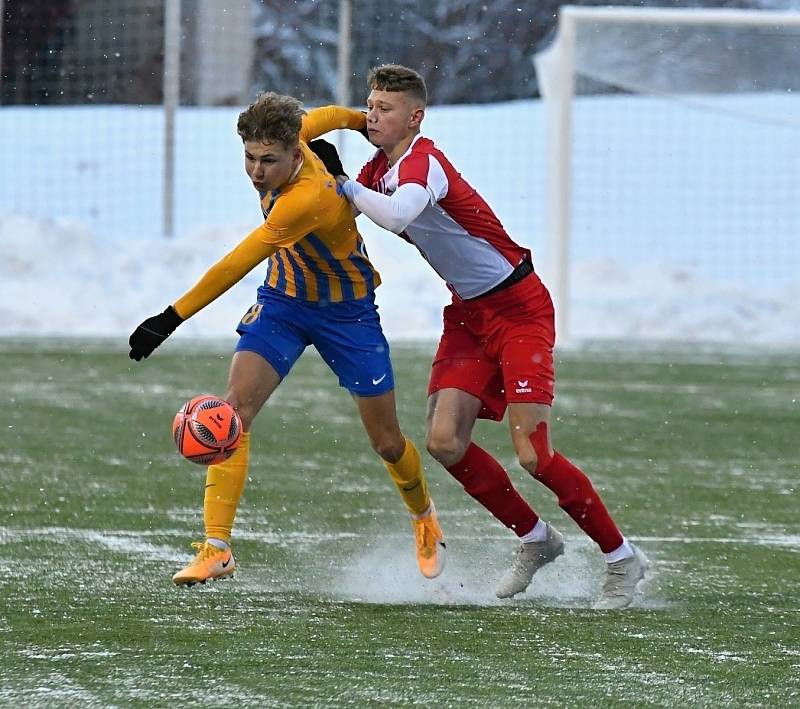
[128,305,183,361]
[301,106,369,142]
[129,228,279,362]
[340,180,430,234]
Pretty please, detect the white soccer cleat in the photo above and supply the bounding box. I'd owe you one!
[594,544,649,610]
[495,524,565,598]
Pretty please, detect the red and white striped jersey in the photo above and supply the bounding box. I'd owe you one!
[356,134,530,299]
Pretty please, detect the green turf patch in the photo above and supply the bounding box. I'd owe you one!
[1,339,798,706]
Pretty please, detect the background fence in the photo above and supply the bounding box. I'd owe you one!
[1,0,797,343]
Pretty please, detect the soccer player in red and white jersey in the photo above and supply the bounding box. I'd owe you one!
[319,64,648,608]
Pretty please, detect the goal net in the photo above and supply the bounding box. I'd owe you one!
[535,6,800,342]
[0,0,254,239]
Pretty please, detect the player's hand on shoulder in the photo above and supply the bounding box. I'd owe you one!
[336,175,356,201]
[308,139,347,179]
[128,305,183,361]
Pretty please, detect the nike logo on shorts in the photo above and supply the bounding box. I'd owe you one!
[372,373,387,385]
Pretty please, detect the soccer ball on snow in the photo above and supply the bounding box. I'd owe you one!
[173,395,242,465]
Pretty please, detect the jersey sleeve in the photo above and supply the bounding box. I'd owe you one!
[342,181,430,234]
[257,185,323,248]
[300,106,366,142]
[398,152,448,202]
[172,230,277,319]
[173,187,322,319]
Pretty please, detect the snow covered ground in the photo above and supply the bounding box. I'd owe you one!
[1,98,798,346]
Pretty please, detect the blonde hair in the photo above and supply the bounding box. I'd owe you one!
[367,64,427,106]
[237,92,304,147]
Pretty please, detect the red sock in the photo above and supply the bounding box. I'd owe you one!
[533,452,623,552]
[446,443,538,537]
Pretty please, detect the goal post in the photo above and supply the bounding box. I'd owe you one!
[163,0,181,239]
[535,6,800,343]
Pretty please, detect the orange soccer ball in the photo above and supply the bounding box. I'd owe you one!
[172,395,242,465]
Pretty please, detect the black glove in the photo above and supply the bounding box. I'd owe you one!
[308,138,346,178]
[128,305,183,361]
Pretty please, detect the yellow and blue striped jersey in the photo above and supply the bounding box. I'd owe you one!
[257,139,379,302]
[173,106,376,319]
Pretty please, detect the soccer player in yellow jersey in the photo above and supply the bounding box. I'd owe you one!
[128,92,445,585]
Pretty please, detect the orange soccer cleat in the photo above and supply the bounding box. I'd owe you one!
[172,541,236,586]
[412,501,446,579]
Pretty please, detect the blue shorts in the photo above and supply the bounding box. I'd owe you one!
[235,286,395,397]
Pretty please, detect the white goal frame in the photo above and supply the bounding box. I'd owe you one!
[539,5,800,343]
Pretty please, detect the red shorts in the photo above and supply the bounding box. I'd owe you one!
[428,272,555,421]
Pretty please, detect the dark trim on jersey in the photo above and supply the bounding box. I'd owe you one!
[293,241,331,303]
[264,255,274,286]
[282,248,308,300]
[348,253,377,293]
[306,233,355,301]
[260,190,279,218]
[273,251,287,292]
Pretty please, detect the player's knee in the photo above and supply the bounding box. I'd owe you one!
[370,433,406,463]
[426,429,468,467]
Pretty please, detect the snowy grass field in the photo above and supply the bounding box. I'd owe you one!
[1,339,798,706]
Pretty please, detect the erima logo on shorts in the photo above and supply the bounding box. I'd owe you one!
[516,379,532,393]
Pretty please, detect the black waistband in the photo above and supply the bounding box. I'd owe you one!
[471,259,533,300]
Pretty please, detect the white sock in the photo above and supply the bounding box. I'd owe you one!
[519,519,548,543]
[206,537,229,550]
[604,538,633,563]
